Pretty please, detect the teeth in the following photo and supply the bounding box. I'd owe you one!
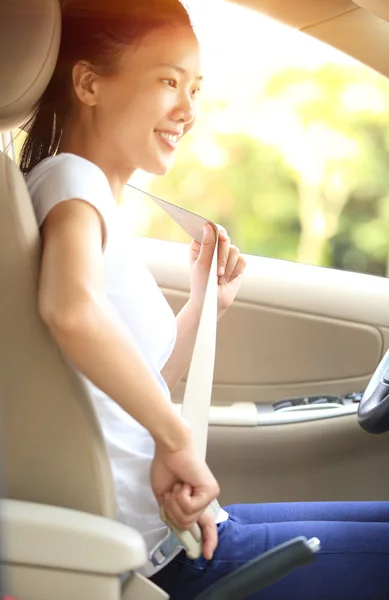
[156,131,180,143]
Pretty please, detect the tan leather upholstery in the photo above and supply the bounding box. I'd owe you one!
[0,1,163,597]
[0,0,61,131]
[0,153,116,517]
[0,0,116,520]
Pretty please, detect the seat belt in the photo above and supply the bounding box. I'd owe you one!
[127,184,222,561]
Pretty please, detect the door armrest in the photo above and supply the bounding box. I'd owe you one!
[1,499,147,574]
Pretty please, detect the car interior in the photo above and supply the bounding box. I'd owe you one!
[2,0,389,599]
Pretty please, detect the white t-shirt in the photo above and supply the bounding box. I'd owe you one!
[26,152,228,576]
[26,153,179,576]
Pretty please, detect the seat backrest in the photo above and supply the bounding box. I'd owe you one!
[0,0,116,519]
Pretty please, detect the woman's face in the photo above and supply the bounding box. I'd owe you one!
[74,24,202,177]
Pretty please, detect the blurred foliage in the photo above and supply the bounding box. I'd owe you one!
[134,63,389,277]
[13,63,389,277]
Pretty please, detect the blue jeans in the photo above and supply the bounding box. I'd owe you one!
[150,502,389,599]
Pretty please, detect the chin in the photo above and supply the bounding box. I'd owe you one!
[142,156,175,177]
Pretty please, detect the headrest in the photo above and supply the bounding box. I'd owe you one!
[0,0,61,133]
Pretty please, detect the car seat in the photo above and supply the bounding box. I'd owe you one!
[0,1,167,598]
[0,2,321,599]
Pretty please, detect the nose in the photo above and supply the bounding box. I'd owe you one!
[172,88,196,126]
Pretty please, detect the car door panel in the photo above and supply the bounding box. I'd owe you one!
[207,418,389,505]
[136,237,389,502]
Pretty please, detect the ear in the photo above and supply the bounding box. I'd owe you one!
[72,61,99,107]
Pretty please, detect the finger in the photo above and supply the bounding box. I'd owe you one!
[169,483,195,520]
[186,489,217,515]
[198,510,218,560]
[189,239,201,264]
[163,494,202,530]
[173,483,194,515]
[196,223,217,270]
[164,502,201,531]
[227,255,247,282]
[173,483,184,495]
[217,227,230,277]
[166,488,211,530]
[219,246,239,284]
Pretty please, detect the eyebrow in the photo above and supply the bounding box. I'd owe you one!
[158,63,203,81]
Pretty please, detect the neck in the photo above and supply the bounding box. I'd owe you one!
[58,125,136,200]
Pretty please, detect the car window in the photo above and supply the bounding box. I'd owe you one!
[119,0,389,278]
[11,0,389,278]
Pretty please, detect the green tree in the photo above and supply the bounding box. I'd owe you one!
[135,63,389,276]
[261,64,389,272]
[148,132,300,259]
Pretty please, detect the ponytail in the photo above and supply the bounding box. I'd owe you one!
[19,96,61,175]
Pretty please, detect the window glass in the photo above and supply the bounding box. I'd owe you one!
[13,0,389,277]
[121,1,389,277]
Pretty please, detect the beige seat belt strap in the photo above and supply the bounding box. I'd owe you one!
[127,185,221,558]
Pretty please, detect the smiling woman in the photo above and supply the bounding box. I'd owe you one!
[17,1,389,599]
[20,0,200,186]
[20,0,228,582]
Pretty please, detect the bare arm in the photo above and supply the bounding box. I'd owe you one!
[38,200,188,451]
[161,225,247,393]
[38,201,220,555]
[161,300,202,392]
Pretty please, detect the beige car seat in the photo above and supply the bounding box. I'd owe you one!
[0,1,168,598]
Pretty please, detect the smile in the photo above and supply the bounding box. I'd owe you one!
[155,130,182,150]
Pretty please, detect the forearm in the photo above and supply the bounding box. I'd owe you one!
[162,300,225,392]
[161,300,202,392]
[43,294,189,451]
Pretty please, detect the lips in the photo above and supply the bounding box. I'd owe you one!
[155,130,182,143]
[154,129,183,151]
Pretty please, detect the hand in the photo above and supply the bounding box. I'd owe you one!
[162,488,218,561]
[150,434,220,558]
[189,223,247,318]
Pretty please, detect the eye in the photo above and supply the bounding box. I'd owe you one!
[191,86,201,98]
[162,78,177,89]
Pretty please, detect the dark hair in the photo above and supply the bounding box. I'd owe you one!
[19,0,192,174]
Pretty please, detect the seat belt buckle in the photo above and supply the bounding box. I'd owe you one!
[149,507,203,567]
[149,529,184,567]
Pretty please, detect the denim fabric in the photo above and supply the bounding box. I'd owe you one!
[150,502,389,600]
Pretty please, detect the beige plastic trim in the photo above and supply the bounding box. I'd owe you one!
[122,574,169,600]
[4,565,120,600]
[230,0,389,80]
[134,238,389,329]
[173,400,357,426]
[1,499,147,574]
[4,567,169,600]
[304,7,389,79]
[230,0,356,30]
[353,0,389,22]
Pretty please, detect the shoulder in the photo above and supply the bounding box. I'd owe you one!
[26,153,116,229]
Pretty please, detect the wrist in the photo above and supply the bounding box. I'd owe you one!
[188,296,225,322]
[186,296,203,318]
[152,408,192,452]
[188,294,226,316]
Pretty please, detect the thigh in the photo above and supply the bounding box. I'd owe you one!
[151,509,389,600]
[225,501,389,525]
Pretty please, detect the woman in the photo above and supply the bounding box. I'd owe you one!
[21,1,389,598]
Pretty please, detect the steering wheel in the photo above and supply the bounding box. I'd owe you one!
[357,349,389,434]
